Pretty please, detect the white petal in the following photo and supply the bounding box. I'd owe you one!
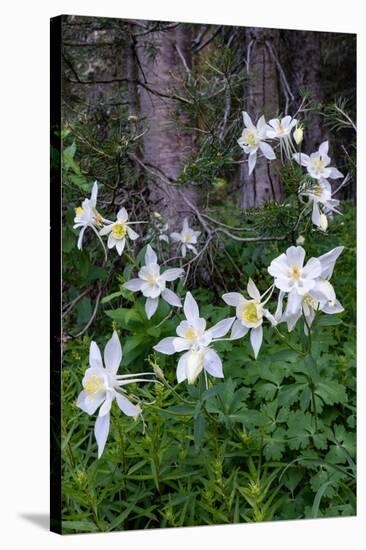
[123,278,144,292]
[329,167,343,179]
[162,288,182,307]
[76,391,104,415]
[321,299,344,314]
[287,289,303,315]
[117,208,128,223]
[242,111,254,129]
[145,297,159,319]
[292,152,310,167]
[317,246,344,279]
[173,337,191,353]
[259,141,276,160]
[89,341,103,369]
[94,413,110,458]
[319,141,329,156]
[222,292,244,307]
[176,352,189,383]
[250,326,263,359]
[116,238,126,255]
[203,349,224,378]
[286,246,305,268]
[115,392,141,417]
[248,153,257,175]
[99,391,113,416]
[170,232,181,242]
[312,201,321,227]
[302,257,322,279]
[230,319,249,339]
[160,268,184,282]
[99,224,113,236]
[91,181,98,206]
[209,317,235,338]
[274,291,286,322]
[104,331,122,375]
[77,226,86,250]
[247,278,261,300]
[127,226,139,240]
[153,337,177,355]
[183,292,200,322]
[145,244,158,265]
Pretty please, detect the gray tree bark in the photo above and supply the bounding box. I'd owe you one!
[240,28,283,209]
[284,30,325,151]
[137,24,198,226]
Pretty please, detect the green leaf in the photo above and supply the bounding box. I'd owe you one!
[105,308,144,330]
[194,414,206,450]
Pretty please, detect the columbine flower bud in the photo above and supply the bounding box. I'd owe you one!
[296,235,305,245]
[153,364,165,381]
[128,115,139,122]
[293,124,304,146]
[319,213,328,232]
[153,211,163,220]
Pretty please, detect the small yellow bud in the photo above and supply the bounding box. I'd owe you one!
[128,115,139,122]
[293,124,304,145]
[296,235,305,245]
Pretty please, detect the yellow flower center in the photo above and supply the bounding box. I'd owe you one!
[93,210,103,227]
[313,158,325,172]
[182,232,191,243]
[245,131,258,147]
[241,302,260,323]
[303,294,317,308]
[313,185,323,197]
[147,273,157,286]
[84,374,105,398]
[290,265,301,281]
[112,222,127,239]
[184,327,197,342]
[278,123,286,135]
[75,206,84,216]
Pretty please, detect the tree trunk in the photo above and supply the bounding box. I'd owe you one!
[240,28,283,209]
[137,24,198,226]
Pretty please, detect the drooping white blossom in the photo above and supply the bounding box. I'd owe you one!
[123,245,184,319]
[293,141,343,181]
[300,179,341,231]
[99,207,139,255]
[154,292,235,384]
[222,279,277,358]
[273,246,344,332]
[237,112,276,175]
[73,182,105,251]
[266,115,298,160]
[77,331,154,458]
[170,218,201,257]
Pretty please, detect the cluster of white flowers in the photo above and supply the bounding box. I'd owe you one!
[77,242,345,458]
[238,113,344,231]
[74,184,201,259]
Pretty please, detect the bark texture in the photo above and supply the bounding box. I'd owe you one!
[240,28,283,209]
[138,24,198,226]
[284,30,326,151]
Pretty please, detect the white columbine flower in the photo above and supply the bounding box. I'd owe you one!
[154,292,235,384]
[292,141,343,181]
[300,179,341,230]
[73,181,105,250]
[266,115,298,160]
[123,245,184,319]
[170,218,201,257]
[277,247,344,332]
[222,279,276,359]
[238,112,276,175]
[77,331,154,458]
[268,246,323,316]
[99,208,139,255]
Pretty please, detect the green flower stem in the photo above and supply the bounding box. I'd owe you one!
[273,326,306,356]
